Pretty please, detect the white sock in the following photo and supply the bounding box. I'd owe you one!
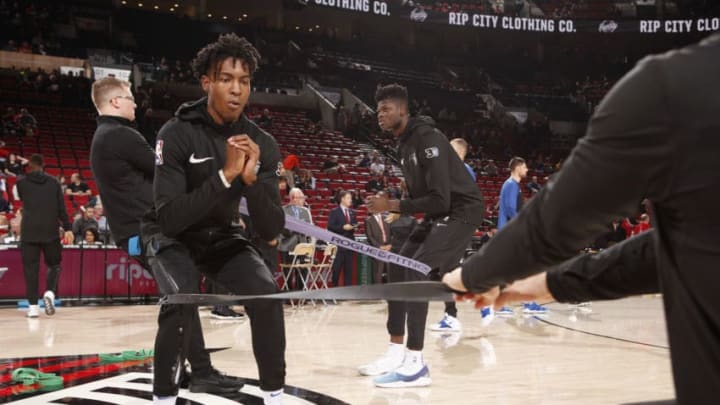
[387,342,405,358]
[262,388,283,404]
[153,395,177,405]
[406,350,423,364]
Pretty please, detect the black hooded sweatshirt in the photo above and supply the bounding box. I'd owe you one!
[16,171,71,243]
[153,98,284,250]
[396,116,484,225]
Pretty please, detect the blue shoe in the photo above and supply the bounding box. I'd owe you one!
[480,306,495,327]
[429,313,461,332]
[522,302,548,314]
[496,306,514,317]
[373,359,431,388]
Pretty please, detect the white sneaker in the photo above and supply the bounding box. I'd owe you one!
[27,305,39,318]
[358,343,404,376]
[373,350,431,388]
[43,291,56,316]
[429,313,461,332]
[262,389,283,405]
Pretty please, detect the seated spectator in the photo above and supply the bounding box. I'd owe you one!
[72,206,98,241]
[484,160,499,177]
[4,153,28,176]
[350,190,364,209]
[16,108,37,137]
[369,158,385,176]
[66,173,92,196]
[56,175,68,194]
[1,109,18,136]
[526,176,541,194]
[94,205,111,244]
[633,214,651,236]
[79,227,102,246]
[357,152,371,168]
[3,40,18,52]
[4,213,21,243]
[295,169,316,190]
[257,108,273,127]
[365,174,386,193]
[387,183,402,199]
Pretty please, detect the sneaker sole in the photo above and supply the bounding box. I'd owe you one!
[210,314,245,321]
[44,296,55,316]
[429,326,461,332]
[189,383,242,394]
[358,364,403,377]
[374,376,432,388]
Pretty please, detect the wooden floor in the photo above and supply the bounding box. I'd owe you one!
[0,297,674,404]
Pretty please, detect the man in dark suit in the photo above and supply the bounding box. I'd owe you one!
[365,206,392,284]
[327,190,357,286]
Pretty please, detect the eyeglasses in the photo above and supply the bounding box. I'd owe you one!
[113,95,135,103]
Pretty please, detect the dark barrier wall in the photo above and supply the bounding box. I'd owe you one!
[0,246,158,300]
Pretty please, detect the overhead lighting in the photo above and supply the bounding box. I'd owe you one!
[295,26,300,30]
[170,7,174,11]
[223,15,227,19]
[138,2,143,7]
[153,5,159,9]
[207,13,212,17]
[309,28,313,32]
[174,3,178,6]
[242,13,248,18]
[121,0,126,4]
[315,25,320,28]
[238,17,242,21]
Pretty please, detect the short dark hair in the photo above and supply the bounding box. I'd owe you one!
[337,190,352,201]
[375,83,408,104]
[509,157,526,172]
[29,154,43,167]
[191,33,261,80]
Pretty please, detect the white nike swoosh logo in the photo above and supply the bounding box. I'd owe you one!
[189,153,214,164]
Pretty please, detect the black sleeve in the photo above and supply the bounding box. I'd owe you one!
[460,56,673,293]
[243,135,285,241]
[399,129,451,216]
[546,230,659,303]
[116,127,156,178]
[56,182,71,230]
[154,125,228,237]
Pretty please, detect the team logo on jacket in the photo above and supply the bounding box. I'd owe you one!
[425,147,439,159]
[155,140,164,165]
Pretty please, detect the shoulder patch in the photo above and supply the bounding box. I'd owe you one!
[424,147,440,159]
[155,140,164,165]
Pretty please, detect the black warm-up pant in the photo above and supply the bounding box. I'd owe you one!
[118,238,211,397]
[21,239,62,304]
[387,218,476,350]
[147,238,286,396]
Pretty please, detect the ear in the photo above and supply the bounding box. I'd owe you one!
[200,75,211,93]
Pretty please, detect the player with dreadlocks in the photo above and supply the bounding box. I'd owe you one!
[148,33,286,404]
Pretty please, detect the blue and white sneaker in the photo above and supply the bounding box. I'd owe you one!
[480,306,495,327]
[429,313,461,332]
[522,302,548,314]
[496,306,514,317]
[373,353,431,388]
